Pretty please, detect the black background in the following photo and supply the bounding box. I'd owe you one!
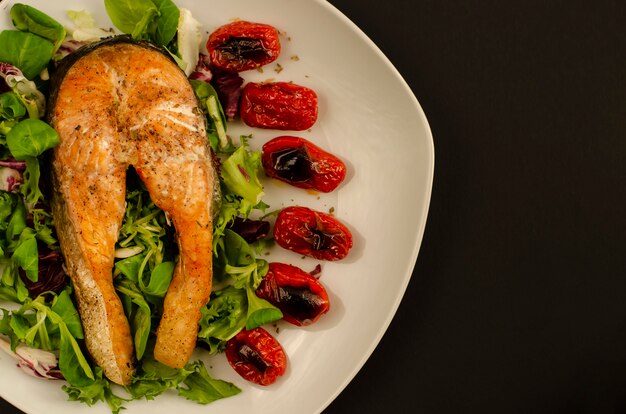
[4,0,626,413]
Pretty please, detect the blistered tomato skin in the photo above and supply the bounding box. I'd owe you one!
[273,206,353,261]
[262,136,346,193]
[225,327,287,386]
[256,262,330,326]
[207,20,281,72]
[240,82,318,130]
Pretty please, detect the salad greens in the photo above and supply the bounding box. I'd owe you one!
[10,4,66,53]
[0,1,282,413]
[0,92,26,120]
[6,118,59,160]
[190,79,230,152]
[0,30,54,80]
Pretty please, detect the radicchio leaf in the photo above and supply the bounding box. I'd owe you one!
[228,217,270,243]
[0,337,63,380]
[19,247,68,299]
[0,166,23,192]
[189,53,213,83]
[210,67,243,121]
[0,63,23,93]
[0,64,46,117]
[0,159,27,171]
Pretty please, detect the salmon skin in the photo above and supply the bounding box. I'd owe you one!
[48,36,218,384]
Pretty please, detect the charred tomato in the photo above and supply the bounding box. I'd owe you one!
[273,206,353,261]
[256,262,330,326]
[225,327,287,386]
[240,82,318,130]
[207,20,281,72]
[262,136,346,193]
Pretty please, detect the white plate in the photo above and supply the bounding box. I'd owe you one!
[0,0,434,413]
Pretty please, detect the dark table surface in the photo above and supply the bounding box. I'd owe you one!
[4,0,626,413]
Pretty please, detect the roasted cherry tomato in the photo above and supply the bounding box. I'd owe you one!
[225,327,287,386]
[262,136,346,193]
[240,82,318,130]
[256,262,330,326]
[273,206,353,261]
[207,20,281,72]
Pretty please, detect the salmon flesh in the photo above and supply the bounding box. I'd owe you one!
[48,37,216,384]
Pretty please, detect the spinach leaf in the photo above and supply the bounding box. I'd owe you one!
[11,234,37,282]
[51,290,84,339]
[10,4,66,52]
[6,118,60,159]
[104,0,159,39]
[244,287,282,330]
[115,279,151,360]
[8,312,30,341]
[139,260,174,297]
[0,92,27,120]
[28,298,95,384]
[0,30,53,79]
[151,0,179,46]
[114,253,144,283]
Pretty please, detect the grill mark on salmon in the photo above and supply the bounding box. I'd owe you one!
[48,37,216,384]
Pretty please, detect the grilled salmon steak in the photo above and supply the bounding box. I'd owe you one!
[48,37,216,384]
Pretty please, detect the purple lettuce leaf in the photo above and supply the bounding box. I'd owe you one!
[19,247,68,299]
[189,54,213,83]
[210,67,244,121]
[228,216,270,244]
[0,63,24,93]
[0,337,63,380]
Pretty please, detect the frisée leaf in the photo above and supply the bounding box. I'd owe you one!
[221,143,265,215]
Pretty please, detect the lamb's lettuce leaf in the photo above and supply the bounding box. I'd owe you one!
[0,30,53,80]
[10,4,66,53]
[6,118,59,159]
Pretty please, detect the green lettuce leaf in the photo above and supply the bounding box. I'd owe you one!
[0,30,54,79]
[10,3,66,53]
[6,118,60,159]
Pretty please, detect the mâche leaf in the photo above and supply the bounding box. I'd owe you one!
[10,4,66,52]
[6,118,60,159]
[104,0,159,38]
[0,92,27,120]
[139,260,174,297]
[0,30,53,79]
[151,0,180,46]
[11,234,38,282]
